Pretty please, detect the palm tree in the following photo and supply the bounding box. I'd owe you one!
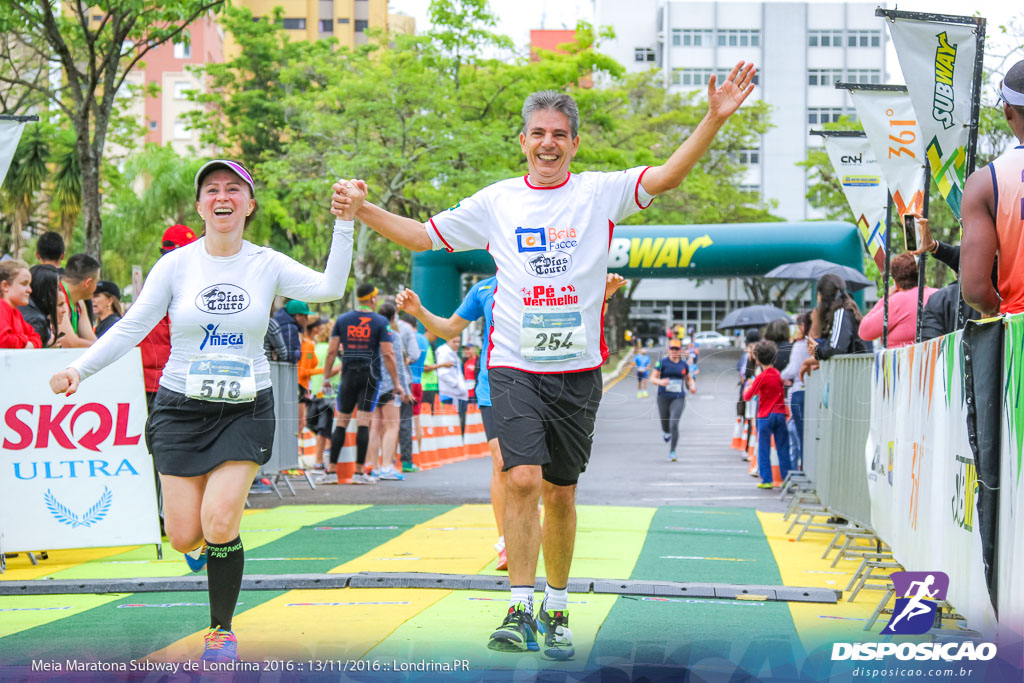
[1,121,48,257]
[50,129,82,248]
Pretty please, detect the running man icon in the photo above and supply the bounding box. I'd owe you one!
[882,571,950,635]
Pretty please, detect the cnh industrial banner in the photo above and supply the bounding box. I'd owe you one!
[885,15,980,219]
[849,88,926,222]
[0,349,160,554]
[822,135,889,270]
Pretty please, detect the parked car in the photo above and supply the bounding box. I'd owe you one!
[691,330,733,349]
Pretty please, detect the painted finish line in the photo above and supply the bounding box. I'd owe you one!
[0,572,839,604]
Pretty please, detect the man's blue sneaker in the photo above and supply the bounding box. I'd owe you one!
[184,544,207,572]
[487,603,538,652]
[537,602,575,661]
[669,450,677,462]
[201,627,238,662]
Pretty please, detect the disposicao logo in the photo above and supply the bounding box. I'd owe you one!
[880,571,947,635]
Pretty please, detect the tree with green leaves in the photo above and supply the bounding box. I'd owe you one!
[0,0,224,258]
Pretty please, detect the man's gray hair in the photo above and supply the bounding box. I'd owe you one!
[521,90,580,139]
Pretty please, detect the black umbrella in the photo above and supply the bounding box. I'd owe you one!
[718,304,791,330]
[764,259,873,292]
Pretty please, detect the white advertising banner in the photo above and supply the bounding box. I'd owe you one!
[866,334,996,635]
[0,349,160,553]
[823,135,889,270]
[999,315,1024,639]
[886,16,980,219]
[0,119,27,189]
[849,88,926,226]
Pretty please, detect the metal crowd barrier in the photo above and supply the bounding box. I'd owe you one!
[263,360,300,474]
[810,354,873,529]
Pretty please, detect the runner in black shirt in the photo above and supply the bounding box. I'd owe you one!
[323,283,403,483]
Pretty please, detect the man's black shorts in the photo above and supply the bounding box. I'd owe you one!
[489,367,603,486]
[337,364,378,415]
[479,404,497,441]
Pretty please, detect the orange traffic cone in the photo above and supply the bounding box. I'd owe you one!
[336,412,358,484]
[730,417,745,450]
[770,435,784,487]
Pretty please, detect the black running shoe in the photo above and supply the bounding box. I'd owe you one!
[537,602,575,661]
[487,603,538,652]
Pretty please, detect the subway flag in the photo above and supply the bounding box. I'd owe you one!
[884,14,982,220]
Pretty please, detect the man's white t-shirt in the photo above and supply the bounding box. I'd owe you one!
[69,223,354,394]
[426,168,653,374]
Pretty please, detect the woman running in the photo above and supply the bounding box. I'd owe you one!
[48,160,359,662]
[650,338,697,461]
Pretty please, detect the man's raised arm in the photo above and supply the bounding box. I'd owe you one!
[333,181,433,252]
[641,61,757,196]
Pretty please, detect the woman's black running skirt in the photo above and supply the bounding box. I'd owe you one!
[145,387,275,477]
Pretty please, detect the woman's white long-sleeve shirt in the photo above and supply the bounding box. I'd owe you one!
[70,222,354,393]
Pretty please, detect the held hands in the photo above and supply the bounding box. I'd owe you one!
[331,178,367,221]
[49,367,81,397]
[395,288,422,317]
[708,61,757,123]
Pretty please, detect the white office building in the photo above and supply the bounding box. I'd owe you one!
[593,0,888,221]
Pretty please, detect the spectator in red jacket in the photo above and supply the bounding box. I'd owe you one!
[138,224,198,406]
[0,260,42,349]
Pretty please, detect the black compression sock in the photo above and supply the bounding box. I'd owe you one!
[356,426,370,465]
[329,427,346,464]
[206,536,244,631]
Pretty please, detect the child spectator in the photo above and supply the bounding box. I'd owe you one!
[743,339,791,489]
[0,260,42,349]
[19,264,66,347]
[92,280,123,338]
[57,253,100,347]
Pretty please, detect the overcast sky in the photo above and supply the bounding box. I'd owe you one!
[388,0,1023,79]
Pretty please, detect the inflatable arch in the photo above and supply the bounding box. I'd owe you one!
[410,222,866,316]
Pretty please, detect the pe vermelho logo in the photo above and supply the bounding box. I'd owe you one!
[882,571,949,635]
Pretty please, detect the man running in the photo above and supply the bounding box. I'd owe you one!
[634,347,651,398]
[334,66,756,659]
[323,283,404,484]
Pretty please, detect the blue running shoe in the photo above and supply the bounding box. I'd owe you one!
[488,603,538,652]
[669,450,677,462]
[537,602,575,661]
[201,627,237,662]
[184,543,207,572]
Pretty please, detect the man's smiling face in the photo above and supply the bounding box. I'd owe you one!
[519,108,580,186]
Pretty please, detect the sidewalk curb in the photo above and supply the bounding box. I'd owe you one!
[603,348,635,387]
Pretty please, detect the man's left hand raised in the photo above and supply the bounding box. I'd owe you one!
[708,61,757,123]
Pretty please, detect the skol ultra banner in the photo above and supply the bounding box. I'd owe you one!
[0,119,27,187]
[849,89,926,225]
[823,135,889,269]
[886,16,980,219]
[0,349,160,553]
[866,333,997,636]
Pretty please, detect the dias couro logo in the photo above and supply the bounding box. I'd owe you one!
[195,283,250,315]
[525,251,572,278]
